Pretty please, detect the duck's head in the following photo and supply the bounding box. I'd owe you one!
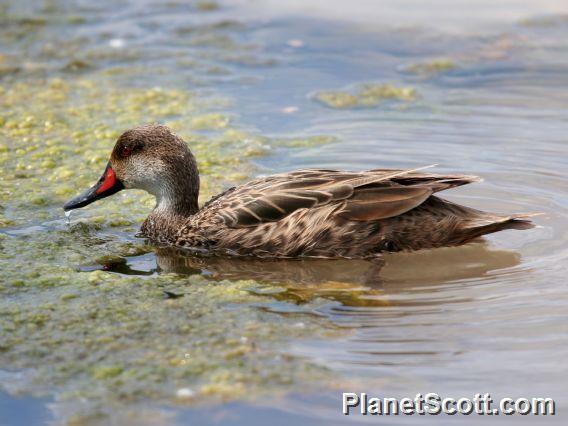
[64,124,200,214]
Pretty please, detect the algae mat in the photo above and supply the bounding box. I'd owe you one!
[0,2,343,422]
[0,75,347,418]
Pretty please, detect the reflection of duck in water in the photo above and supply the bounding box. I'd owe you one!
[91,243,521,307]
[64,124,535,258]
[154,247,385,286]
[98,243,520,291]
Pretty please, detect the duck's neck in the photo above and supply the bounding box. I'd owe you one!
[154,184,199,217]
[141,172,200,242]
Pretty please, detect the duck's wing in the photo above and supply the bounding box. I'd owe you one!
[214,167,480,228]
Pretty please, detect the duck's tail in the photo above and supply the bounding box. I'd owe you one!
[461,212,540,241]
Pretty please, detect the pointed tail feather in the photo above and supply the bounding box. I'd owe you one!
[462,213,539,241]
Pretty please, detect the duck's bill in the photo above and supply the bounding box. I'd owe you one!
[63,163,124,211]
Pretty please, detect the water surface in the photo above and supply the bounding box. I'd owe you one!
[1,0,567,424]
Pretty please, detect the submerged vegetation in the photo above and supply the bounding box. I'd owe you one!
[518,14,568,27]
[0,73,347,421]
[0,252,339,416]
[0,72,345,419]
[0,2,344,422]
[0,78,264,226]
[402,59,457,77]
[313,83,417,109]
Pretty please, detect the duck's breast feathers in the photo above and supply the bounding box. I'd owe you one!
[209,167,481,228]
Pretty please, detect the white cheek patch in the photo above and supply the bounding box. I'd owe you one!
[127,157,166,196]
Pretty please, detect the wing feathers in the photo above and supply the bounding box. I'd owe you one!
[338,187,433,221]
[214,167,477,227]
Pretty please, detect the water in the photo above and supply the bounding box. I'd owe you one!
[1,0,567,424]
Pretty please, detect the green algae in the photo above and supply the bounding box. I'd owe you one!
[519,14,568,27]
[0,4,343,421]
[0,1,349,422]
[403,59,456,77]
[0,215,343,421]
[0,227,340,417]
[0,77,279,228]
[314,83,417,109]
[189,112,230,130]
[276,135,338,148]
[196,1,220,11]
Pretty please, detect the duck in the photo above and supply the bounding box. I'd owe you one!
[64,124,535,258]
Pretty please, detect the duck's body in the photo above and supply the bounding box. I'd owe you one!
[141,168,533,258]
[64,125,534,259]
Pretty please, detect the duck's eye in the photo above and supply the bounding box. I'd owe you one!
[121,147,133,158]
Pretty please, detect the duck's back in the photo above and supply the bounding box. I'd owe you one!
[175,168,534,258]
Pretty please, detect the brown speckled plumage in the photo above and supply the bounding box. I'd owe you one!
[64,124,535,259]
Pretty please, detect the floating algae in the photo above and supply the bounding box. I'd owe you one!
[0,232,341,419]
[403,59,457,77]
[275,135,338,148]
[0,75,342,420]
[188,112,230,130]
[313,83,417,109]
[0,77,284,228]
[0,14,341,426]
[0,2,344,422]
[519,14,568,27]
[196,1,220,11]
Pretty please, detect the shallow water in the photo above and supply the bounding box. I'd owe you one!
[1,0,567,424]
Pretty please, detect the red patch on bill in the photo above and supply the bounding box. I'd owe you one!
[96,167,117,194]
